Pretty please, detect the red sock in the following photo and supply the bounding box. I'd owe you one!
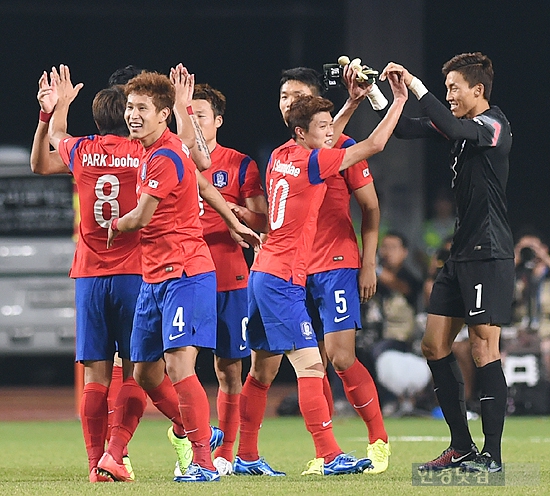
[145,373,186,437]
[214,390,240,461]
[173,375,214,470]
[237,375,269,461]
[323,374,334,418]
[336,358,387,443]
[297,377,341,462]
[107,377,147,463]
[106,365,123,452]
[80,382,108,471]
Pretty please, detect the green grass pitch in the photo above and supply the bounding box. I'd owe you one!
[0,415,548,495]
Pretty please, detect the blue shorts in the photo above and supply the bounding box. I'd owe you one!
[306,268,362,338]
[247,271,317,353]
[131,271,217,362]
[75,274,142,362]
[215,288,250,359]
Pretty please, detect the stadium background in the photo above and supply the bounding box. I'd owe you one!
[0,0,548,387]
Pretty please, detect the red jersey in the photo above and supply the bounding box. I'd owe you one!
[200,145,264,292]
[58,134,142,278]
[308,134,374,274]
[252,140,345,286]
[137,128,215,283]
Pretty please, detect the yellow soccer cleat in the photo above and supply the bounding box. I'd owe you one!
[364,439,391,474]
[301,457,324,476]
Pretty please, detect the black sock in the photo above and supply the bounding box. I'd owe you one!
[428,353,473,452]
[478,359,507,464]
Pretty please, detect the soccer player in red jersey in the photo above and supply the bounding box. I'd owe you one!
[234,71,407,476]
[279,67,391,473]
[103,71,259,483]
[31,66,146,483]
[190,83,268,474]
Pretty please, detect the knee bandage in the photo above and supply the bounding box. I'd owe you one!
[286,348,325,378]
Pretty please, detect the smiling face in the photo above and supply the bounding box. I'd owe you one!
[191,98,222,149]
[445,70,484,119]
[279,80,315,123]
[124,93,169,147]
[297,111,334,150]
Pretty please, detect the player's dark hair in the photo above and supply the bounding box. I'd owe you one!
[92,86,129,137]
[193,83,226,117]
[384,230,409,249]
[108,65,143,87]
[442,52,494,101]
[280,67,324,96]
[124,72,174,124]
[286,95,334,139]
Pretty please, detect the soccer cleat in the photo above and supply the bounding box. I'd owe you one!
[172,425,225,476]
[460,452,502,473]
[233,456,286,476]
[89,467,113,483]
[173,463,220,482]
[364,439,391,474]
[122,455,135,481]
[210,426,224,452]
[322,453,371,475]
[168,426,193,477]
[97,452,134,482]
[213,456,233,476]
[418,445,478,471]
[301,457,324,475]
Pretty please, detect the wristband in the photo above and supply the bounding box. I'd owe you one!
[366,84,389,111]
[39,110,53,123]
[186,105,194,115]
[111,218,119,232]
[408,76,428,100]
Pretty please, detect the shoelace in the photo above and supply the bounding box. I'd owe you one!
[370,443,389,462]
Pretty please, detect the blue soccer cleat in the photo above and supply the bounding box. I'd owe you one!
[173,463,220,482]
[210,426,224,452]
[322,453,371,475]
[233,456,286,476]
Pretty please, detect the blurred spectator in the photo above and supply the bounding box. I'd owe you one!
[511,231,550,381]
[367,231,427,416]
[377,231,423,343]
[417,188,456,273]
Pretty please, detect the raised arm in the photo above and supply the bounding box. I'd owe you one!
[30,71,68,175]
[196,171,262,248]
[171,64,211,171]
[381,62,480,141]
[339,72,408,171]
[49,65,84,151]
[332,64,372,141]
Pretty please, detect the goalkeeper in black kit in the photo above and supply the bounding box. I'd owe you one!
[370,52,513,473]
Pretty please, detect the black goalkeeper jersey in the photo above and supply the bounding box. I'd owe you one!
[390,92,514,262]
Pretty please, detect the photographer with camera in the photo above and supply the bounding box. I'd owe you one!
[512,231,550,382]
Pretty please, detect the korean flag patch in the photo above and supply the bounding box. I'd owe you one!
[213,170,229,188]
[300,321,314,340]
